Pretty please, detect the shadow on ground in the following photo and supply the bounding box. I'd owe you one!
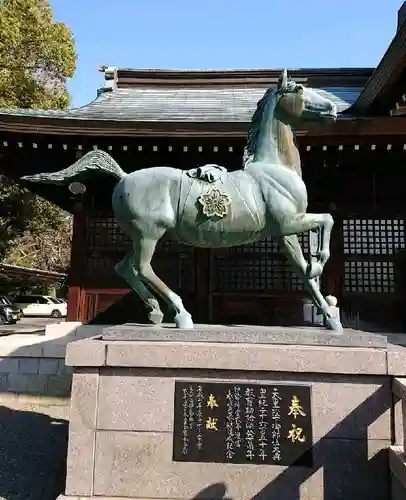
[0,406,68,500]
[191,483,228,499]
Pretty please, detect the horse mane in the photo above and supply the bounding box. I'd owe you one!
[242,87,274,167]
[243,82,302,177]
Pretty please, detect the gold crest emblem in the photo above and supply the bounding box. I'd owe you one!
[198,187,231,218]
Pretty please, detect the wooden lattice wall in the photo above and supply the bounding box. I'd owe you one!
[81,211,196,321]
[339,216,406,330]
[210,234,310,293]
[78,210,406,329]
[80,210,312,325]
[342,217,405,294]
[70,144,406,329]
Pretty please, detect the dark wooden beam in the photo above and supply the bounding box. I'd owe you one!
[1,115,406,138]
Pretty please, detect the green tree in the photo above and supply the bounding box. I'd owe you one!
[0,0,76,108]
[0,0,76,270]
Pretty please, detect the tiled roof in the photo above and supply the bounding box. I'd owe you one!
[0,85,364,123]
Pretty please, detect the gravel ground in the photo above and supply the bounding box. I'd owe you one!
[0,403,69,500]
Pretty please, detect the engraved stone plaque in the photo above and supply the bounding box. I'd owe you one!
[173,381,313,467]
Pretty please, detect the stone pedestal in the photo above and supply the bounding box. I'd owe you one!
[58,324,406,500]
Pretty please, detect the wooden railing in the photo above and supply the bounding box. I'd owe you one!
[390,378,406,497]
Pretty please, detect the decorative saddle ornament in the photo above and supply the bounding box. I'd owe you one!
[186,164,227,183]
[197,186,232,219]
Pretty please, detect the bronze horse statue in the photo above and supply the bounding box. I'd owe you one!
[23,69,343,332]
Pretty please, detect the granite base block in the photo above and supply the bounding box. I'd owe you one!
[95,371,391,439]
[102,323,388,348]
[61,324,406,500]
[392,475,405,500]
[93,432,389,500]
[59,497,222,500]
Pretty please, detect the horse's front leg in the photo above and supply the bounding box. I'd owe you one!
[316,213,334,270]
[280,212,334,279]
[280,234,343,333]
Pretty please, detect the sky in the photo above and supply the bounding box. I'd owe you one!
[50,0,404,108]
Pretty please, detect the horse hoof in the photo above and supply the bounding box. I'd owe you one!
[148,310,164,325]
[175,312,194,329]
[324,317,343,333]
[306,262,323,279]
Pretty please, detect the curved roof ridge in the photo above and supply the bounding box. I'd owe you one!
[115,67,375,76]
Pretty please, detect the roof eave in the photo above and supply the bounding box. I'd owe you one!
[0,115,250,136]
[352,20,406,115]
[1,114,406,139]
[0,263,66,279]
[0,114,351,137]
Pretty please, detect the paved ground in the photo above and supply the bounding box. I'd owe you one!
[0,318,59,336]
[0,401,69,500]
[0,318,69,499]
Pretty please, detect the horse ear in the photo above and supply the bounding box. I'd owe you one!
[278,68,288,90]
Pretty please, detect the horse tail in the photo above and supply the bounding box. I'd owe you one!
[21,149,127,186]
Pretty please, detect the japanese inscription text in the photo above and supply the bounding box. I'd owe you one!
[173,382,313,467]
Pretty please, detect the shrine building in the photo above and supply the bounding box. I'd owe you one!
[1,5,406,330]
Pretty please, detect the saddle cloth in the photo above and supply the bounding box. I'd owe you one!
[178,166,267,247]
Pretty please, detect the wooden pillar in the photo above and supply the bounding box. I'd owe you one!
[194,248,210,322]
[67,208,87,321]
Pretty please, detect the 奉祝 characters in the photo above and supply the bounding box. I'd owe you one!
[173,381,313,467]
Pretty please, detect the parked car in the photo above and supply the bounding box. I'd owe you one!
[46,296,67,305]
[0,295,22,324]
[13,294,67,318]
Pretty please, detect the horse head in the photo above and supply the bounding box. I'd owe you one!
[275,68,337,126]
[243,69,337,170]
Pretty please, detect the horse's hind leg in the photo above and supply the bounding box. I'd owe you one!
[115,250,164,324]
[279,234,343,333]
[132,231,194,329]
